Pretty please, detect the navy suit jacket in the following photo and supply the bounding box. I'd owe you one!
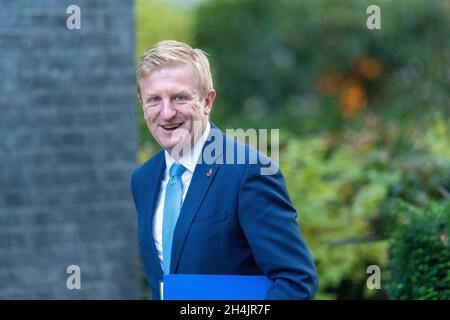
[130,123,318,299]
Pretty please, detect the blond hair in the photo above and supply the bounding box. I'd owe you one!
[137,40,213,100]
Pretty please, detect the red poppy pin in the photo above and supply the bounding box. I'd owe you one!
[206,169,212,177]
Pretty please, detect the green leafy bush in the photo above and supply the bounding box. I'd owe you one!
[194,0,449,133]
[280,131,392,299]
[279,117,449,299]
[388,201,450,299]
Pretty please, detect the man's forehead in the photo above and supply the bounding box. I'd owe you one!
[140,64,200,94]
[144,63,196,80]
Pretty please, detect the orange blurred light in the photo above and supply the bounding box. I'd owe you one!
[355,56,382,79]
[319,73,343,94]
[340,83,367,119]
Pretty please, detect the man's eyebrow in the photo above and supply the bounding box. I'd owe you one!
[142,92,159,98]
[172,90,193,96]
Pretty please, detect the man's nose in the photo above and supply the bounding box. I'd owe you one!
[160,99,176,120]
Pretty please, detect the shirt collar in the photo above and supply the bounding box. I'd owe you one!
[164,121,211,175]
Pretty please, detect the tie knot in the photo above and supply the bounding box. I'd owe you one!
[169,162,186,178]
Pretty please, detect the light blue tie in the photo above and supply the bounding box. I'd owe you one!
[162,162,186,275]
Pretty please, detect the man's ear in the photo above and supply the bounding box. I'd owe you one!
[204,89,216,115]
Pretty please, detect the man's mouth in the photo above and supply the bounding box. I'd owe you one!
[161,123,182,131]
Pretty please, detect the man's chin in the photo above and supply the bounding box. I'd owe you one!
[165,139,194,159]
[160,141,178,152]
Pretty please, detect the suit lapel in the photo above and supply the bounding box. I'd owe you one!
[170,162,219,273]
[170,126,224,273]
[143,151,165,278]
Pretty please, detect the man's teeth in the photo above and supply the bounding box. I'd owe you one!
[162,124,181,129]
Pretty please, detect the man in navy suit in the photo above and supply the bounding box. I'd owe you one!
[131,40,318,300]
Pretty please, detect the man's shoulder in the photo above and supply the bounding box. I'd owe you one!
[220,131,275,170]
[132,148,164,180]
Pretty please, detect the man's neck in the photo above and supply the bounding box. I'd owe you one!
[164,121,211,173]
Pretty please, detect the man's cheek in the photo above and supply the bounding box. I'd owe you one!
[192,103,205,117]
[176,103,199,118]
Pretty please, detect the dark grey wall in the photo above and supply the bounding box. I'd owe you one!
[0,1,142,299]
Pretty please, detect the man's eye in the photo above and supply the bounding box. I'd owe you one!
[174,95,187,102]
[147,96,161,105]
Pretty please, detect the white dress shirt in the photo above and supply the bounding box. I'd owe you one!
[152,122,211,268]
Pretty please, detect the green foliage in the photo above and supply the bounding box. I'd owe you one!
[280,132,392,299]
[194,0,449,132]
[388,201,450,299]
[136,0,193,60]
[279,117,450,299]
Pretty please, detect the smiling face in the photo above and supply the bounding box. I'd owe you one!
[139,63,216,154]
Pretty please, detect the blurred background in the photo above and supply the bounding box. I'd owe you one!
[136,0,449,299]
[0,0,448,300]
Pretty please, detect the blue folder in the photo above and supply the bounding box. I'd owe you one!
[162,274,272,300]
